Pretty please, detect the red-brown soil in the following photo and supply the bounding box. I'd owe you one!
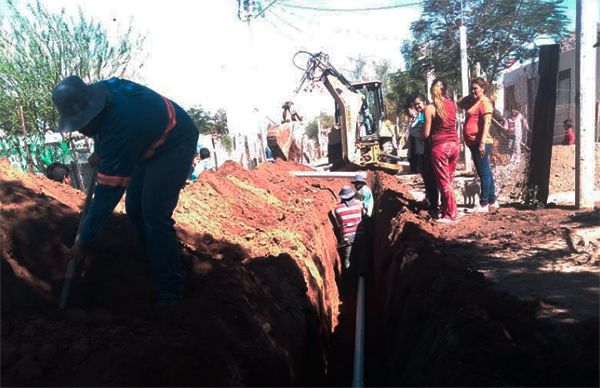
[1,159,346,386]
[2,156,598,387]
[549,144,600,193]
[369,171,599,386]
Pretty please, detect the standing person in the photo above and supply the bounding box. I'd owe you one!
[505,108,529,163]
[45,162,72,185]
[351,173,373,217]
[405,102,420,173]
[413,94,440,217]
[333,185,364,270]
[422,79,460,223]
[281,101,303,123]
[52,75,199,309]
[562,119,575,145]
[458,77,498,212]
[188,147,212,182]
[358,95,374,136]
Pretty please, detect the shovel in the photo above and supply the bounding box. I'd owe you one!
[58,167,97,309]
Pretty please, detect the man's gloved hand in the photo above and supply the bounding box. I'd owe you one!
[70,239,92,278]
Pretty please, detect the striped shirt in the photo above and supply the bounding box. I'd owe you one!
[334,199,364,242]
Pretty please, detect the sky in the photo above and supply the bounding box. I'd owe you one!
[0,0,589,135]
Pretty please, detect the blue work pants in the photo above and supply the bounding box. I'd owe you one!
[125,138,197,303]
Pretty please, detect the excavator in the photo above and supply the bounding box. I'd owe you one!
[266,51,400,172]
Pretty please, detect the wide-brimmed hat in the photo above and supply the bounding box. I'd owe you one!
[351,173,367,184]
[338,185,356,200]
[52,75,108,132]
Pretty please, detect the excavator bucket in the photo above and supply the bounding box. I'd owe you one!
[267,122,301,162]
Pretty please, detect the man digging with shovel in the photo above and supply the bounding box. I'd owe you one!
[52,75,199,311]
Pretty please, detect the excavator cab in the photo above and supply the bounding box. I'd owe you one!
[353,81,385,139]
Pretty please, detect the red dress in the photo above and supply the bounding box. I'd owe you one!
[429,98,459,221]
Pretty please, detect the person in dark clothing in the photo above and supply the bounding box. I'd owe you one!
[281,101,303,123]
[413,94,440,218]
[52,75,199,309]
[45,162,72,185]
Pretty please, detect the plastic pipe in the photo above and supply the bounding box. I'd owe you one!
[352,276,366,387]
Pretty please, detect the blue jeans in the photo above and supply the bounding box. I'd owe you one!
[125,137,197,303]
[468,143,496,205]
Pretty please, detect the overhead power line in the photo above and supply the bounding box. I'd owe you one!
[254,0,281,18]
[279,1,423,12]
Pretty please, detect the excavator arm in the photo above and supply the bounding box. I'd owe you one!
[267,51,401,172]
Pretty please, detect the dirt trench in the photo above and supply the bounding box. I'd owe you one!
[365,171,599,387]
[2,158,598,387]
[1,159,348,386]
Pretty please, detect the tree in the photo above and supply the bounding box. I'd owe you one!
[346,54,370,82]
[373,58,402,120]
[211,109,229,136]
[186,106,229,136]
[407,0,569,92]
[0,0,146,171]
[186,105,212,134]
[387,41,428,117]
[305,111,334,140]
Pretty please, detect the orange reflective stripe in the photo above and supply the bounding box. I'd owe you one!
[97,173,130,187]
[141,96,177,160]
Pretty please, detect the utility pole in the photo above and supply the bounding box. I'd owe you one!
[424,45,435,102]
[459,0,472,172]
[574,0,597,209]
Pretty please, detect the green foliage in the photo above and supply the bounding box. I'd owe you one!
[510,182,544,209]
[305,112,334,141]
[186,105,212,133]
[220,133,233,153]
[305,120,318,141]
[374,59,400,119]
[186,105,229,136]
[0,0,145,171]
[408,0,568,90]
[347,54,369,82]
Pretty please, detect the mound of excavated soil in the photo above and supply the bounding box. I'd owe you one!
[369,171,599,387]
[488,143,599,200]
[550,144,600,193]
[1,159,346,386]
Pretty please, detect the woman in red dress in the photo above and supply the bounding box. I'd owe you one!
[422,79,459,222]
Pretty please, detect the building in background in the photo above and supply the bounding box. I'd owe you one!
[501,29,600,144]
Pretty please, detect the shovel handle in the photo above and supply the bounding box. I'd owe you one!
[59,167,97,310]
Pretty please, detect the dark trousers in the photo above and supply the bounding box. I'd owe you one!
[125,137,198,302]
[468,143,497,206]
[421,143,439,211]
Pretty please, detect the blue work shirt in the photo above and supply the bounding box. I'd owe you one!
[80,78,199,240]
[357,185,373,217]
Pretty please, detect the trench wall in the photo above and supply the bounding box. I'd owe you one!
[1,159,345,386]
[370,171,598,387]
